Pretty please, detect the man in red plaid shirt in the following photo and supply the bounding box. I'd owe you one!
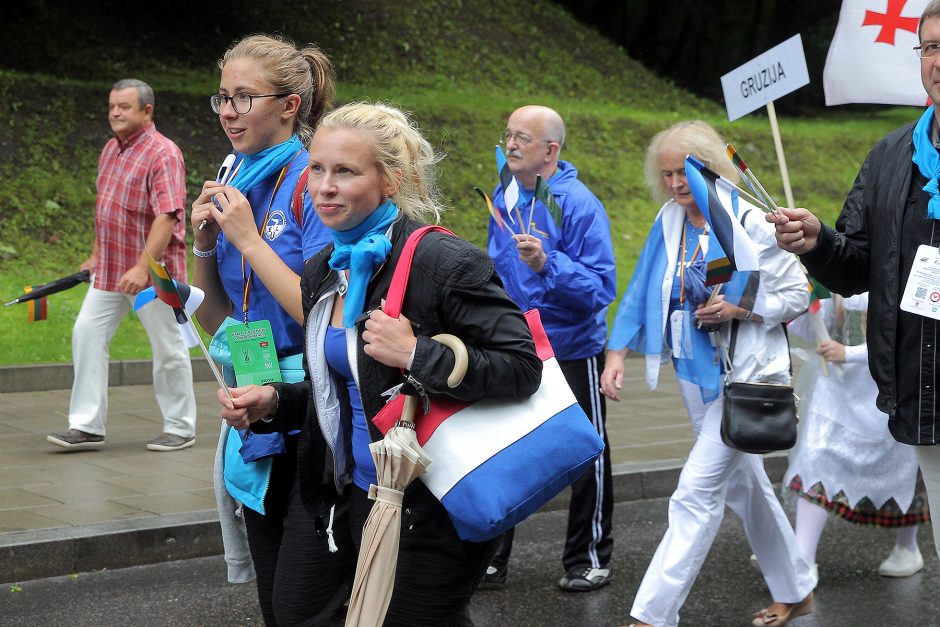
[47,79,197,452]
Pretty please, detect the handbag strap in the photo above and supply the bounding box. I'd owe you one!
[727,319,793,377]
[383,225,457,319]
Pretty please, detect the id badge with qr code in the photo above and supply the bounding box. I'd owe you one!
[900,244,940,321]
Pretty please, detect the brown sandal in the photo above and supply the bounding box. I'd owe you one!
[751,592,814,626]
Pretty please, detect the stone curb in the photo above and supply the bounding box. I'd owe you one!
[0,456,788,584]
[0,360,217,393]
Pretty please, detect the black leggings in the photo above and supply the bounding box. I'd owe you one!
[243,443,354,626]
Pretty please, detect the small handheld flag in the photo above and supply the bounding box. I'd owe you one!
[474,187,504,232]
[685,155,760,285]
[495,146,520,222]
[533,175,563,228]
[24,286,47,322]
[807,275,832,314]
[140,249,231,398]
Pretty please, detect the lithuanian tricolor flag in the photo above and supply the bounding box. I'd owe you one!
[24,286,47,322]
[145,249,185,309]
[807,275,832,314]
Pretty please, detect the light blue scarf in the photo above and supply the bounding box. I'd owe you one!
[229,135,303,193]
[609,212,722,403]
[912,106,940,220]
[329,200,400,327]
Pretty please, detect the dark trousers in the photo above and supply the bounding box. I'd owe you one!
[347,482,498,626]
[243,439,354,626]
[491,351,614,573]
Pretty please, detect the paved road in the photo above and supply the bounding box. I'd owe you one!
[5,496,939,626]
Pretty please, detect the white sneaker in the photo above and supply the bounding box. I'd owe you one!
[878,545,924,577]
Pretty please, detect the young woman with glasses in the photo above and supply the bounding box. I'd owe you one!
[190,33,335,625]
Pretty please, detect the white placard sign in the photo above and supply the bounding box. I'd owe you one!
[721,34,810,122]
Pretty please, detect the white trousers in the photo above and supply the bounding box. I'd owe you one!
[915,445,940,561]
[631,378,816,627]
[68,285,197,438]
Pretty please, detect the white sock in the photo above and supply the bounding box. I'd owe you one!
[795,497,829,565]
[895,525,919,553]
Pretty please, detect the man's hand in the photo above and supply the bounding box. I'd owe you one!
[766,208,822,255]
[513,233,547,272]
[118,264,149,295]
[80,254,98,274]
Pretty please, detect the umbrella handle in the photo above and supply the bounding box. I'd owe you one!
[397,334,468,427]
[431,333,468,388]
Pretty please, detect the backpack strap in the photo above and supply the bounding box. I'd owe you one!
[291,166,310,227]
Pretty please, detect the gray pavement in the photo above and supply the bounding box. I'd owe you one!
[0,357,788,584]
[5,497,938,626]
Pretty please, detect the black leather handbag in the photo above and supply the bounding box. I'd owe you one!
[720,320,799,454]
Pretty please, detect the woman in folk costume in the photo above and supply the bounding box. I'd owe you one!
[600,120,816,627]
[783,292,929,579]
[190,34,334,624]
[218,102,542,625]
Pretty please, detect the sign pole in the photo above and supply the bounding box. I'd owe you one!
[765,100,795,208]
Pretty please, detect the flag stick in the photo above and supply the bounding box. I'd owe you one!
[514,206,527,237]
[739,165,779,214]
[766,101,795,209]
[731,182,769,212]
[526,176,541,236]
[727,144,781,216]
[186,316,233,399]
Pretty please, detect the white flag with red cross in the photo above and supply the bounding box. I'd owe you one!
[824,0,929,105]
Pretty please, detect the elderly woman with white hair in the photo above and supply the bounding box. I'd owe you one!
[601,120,816,627]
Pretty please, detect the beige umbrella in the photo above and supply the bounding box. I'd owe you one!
[345,334,468,627]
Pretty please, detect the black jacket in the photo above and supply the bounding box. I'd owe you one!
[801,120,931,444]
[255,216,543,513]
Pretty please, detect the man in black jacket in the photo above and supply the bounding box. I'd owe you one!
[770,0,940,563]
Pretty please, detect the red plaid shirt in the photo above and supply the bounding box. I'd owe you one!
[93,123,187,292]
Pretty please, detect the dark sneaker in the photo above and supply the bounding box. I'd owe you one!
[146,433,195,452]
[558,567,611,592]
[478,565,508,589]
[47,429,104,450]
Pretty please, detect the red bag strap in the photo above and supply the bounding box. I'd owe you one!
[383,225,456,319]
[291,166,310,227]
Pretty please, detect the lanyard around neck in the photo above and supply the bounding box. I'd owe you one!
[239,150,301,322]
[678,220,703,305]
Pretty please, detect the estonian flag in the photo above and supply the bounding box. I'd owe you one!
[495,146,521,221]
[685,155,759,285]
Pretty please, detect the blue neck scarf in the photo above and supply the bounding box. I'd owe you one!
[329,200,400,327]
[609,207,721,403]
[229,135,303,193]
[912,107,940,219]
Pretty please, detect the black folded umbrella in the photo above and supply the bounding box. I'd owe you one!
[3,270,90,307]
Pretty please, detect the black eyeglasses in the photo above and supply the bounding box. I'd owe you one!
[210,92,290,115]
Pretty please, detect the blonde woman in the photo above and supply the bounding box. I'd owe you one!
[219,103,542,625]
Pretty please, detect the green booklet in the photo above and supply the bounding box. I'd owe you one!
[226,320,283,386]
